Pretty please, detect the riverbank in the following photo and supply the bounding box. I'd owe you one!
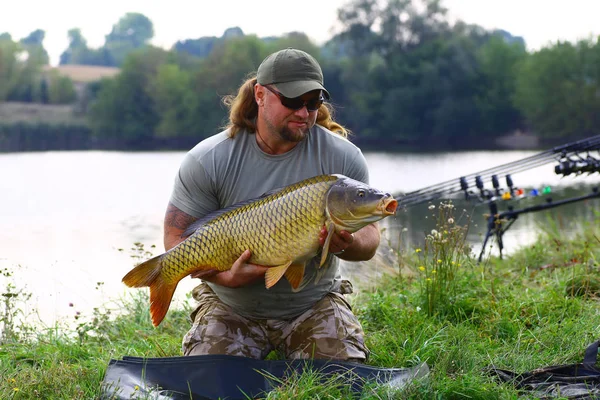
[0,101,559,153]
[1,210,599,398]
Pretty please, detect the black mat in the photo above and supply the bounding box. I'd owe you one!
[101,354,429,399]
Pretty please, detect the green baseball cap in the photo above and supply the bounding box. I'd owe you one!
[257,48,330,99]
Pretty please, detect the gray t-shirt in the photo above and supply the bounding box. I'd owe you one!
[169,124,369,319]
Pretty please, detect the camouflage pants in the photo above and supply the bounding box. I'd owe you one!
[182,282,368,361]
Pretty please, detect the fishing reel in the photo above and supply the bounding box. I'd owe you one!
[555,154,600,176]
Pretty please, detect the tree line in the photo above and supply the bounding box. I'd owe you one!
[1,0,600,152]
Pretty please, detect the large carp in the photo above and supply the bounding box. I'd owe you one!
[122,174,398,326]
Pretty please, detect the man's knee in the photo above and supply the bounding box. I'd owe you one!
[285,292,369,361]
[182,284,270,359]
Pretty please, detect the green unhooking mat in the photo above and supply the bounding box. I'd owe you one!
[100,355,429,399]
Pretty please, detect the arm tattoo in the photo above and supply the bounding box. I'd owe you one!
[165,203,198,233]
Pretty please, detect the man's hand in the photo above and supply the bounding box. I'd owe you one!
[319,223,381,261]
[319,225,354,255]
[190,250,269,288]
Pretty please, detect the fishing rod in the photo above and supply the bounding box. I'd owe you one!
[393,134,600,260]
[396,134,600,207]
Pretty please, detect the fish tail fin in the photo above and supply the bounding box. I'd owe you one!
[122,255,176,327]
[149,277,178,327]
[122,255,163,287]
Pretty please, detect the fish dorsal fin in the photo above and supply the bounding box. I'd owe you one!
[265,260,293,289]
[319,221,336,267]
[284,263,305,290]
[182,188,289,238]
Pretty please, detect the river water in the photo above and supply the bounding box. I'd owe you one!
[1,150,598,328]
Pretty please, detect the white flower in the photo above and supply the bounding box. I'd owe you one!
[428,205,435,210]
[448,218,454,224]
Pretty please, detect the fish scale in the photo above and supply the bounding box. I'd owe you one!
[162,176,334,276]
[122,174,397,326]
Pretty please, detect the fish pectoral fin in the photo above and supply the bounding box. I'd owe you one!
[319,222,336,267]
[284,263,305,290]
[265,260,293,289]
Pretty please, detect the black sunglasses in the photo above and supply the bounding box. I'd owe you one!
[264,85,324,112]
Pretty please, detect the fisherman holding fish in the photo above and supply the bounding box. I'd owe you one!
[125,48,396,362]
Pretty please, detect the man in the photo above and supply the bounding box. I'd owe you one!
[164,48,380,362]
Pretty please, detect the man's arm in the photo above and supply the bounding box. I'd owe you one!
[164,202,198,251]
[319,223,381,261]
[163,202,268,287]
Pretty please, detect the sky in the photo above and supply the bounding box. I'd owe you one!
[2,0,600,66]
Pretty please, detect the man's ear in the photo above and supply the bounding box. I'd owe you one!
[254,84,265,106]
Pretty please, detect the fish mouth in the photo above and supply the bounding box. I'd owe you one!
[381,197,398,215]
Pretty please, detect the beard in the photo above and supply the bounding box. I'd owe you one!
[278,125,309,142]
[265,118,311,143]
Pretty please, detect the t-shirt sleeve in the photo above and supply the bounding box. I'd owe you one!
[169,153,219,218]
[344,147,370,185]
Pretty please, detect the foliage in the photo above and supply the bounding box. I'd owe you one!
[6,3,600,151]
[60,13,154,67]
[514,38,600,138]
[413,201,472,316]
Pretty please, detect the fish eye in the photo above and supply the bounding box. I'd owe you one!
[357,190,366,197]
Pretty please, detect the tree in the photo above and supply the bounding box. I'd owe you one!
[514,40,600,139]
[150,64,197,138]
[19,29,49,65]
[475,33,528,136]
[60,28,88,65]
[89,46,168,147]
[0,37,20,100]
[104,13,154,66]
[336,0,450,60]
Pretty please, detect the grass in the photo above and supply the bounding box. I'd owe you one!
[1,207,599,399]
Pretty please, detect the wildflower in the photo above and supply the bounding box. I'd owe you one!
[428,204,435,210]
[448,218,454,224]
[13,387,19,392]
[432,270,437,274]
[10,378,16,383]
[426,278,432,281]
[134,385,140,391]
[431,229,438,236]
[415,248,422,253]
[419,266,425,271]
[437,259,442,263]
[402,227,408,232]
[416,306,422,312]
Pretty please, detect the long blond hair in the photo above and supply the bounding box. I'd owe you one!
[222,76,349,138]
